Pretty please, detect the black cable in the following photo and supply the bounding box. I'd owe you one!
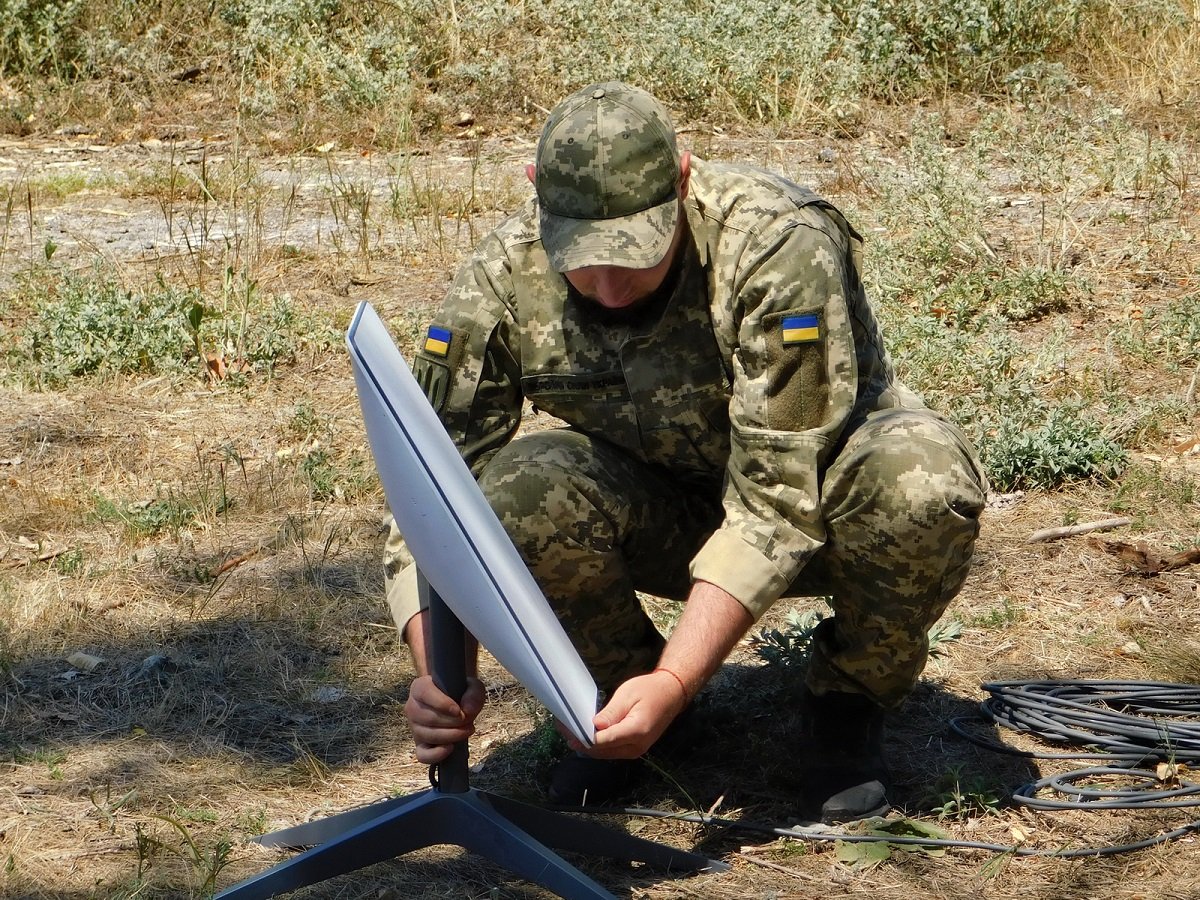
[953,680,1200,812]
[972,681,1200,764]
[562,679,1200,859]
[566,805,1200,858]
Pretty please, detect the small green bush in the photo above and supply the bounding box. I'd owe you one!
[0,0,87,78]
[298,446,375,503]
[91,492,197,538]
[6,269,329,388]
[13,271,198,385]
[934,266,1080,325]
[218,0,417,112]
[0,1,187,83]
[979,406,1127,491]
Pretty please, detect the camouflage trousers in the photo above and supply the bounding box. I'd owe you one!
[385,407,986,705]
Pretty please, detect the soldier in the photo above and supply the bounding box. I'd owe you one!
[387,81,987,823]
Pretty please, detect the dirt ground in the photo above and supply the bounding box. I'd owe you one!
[2,99,1199,900]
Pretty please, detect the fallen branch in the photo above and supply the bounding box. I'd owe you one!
[67,597,128,614]
[1167,547,1200,570]
[1027,517,1132,543]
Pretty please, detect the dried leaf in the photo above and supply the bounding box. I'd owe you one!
[1088,538,1164,575]
[1156,761,1188,784]
[204,351,228,380]
[834,838,892,867]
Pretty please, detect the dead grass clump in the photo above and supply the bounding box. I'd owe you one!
[1073,0,1200,138]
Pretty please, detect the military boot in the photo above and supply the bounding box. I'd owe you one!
[546,701,695,806]
[799,687,890,823]
[547,753,641,806]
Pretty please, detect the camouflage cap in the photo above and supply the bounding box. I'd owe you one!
[534,82,681,272]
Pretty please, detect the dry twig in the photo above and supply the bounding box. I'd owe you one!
[1089,538,1200,574]
[209,545,263,579]
[1027,517,1132,543]
[735,850,819,882]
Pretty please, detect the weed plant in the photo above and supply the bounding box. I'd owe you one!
[855,110,1142,491]
[4,267,334,387]
[209,0,1092,125]
[0,0,1157,135]
[9,269,200,386]
[927,767,1004,821]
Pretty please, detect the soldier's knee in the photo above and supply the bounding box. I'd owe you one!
[476,431,617,552]
[828,410,986,536]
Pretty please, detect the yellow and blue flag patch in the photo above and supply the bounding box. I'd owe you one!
[781,314,820,344]
[424,326,452,357]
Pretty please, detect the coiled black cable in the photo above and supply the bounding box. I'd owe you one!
[951,680,1200,813]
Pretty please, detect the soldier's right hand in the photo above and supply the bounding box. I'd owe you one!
[404,674,486,764]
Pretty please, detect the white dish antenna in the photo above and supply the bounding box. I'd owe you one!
[346,301,597,746]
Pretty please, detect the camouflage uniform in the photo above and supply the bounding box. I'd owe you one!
[385,97,986,706]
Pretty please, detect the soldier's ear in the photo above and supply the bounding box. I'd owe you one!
[678,152,692,200]
[525,163,536,184]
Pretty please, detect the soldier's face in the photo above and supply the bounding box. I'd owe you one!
[528,153,691,312]
[562,217,683,311]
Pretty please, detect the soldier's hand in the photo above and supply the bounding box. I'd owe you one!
[404,674,486,764]
[577,670,688,760]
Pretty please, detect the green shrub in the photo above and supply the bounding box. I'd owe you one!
[218,0,417,112]
[0,1,187,82]
[933,266,1080,325]
[297,446,375,503]
[7,269,330,388]
[979,405,1127,491]
[0,0,87,78]
[91,492,197,538]
[13,271,197,385]
[876,305,1126,492]
[5,0,1191,131]
[207,0,1090,123]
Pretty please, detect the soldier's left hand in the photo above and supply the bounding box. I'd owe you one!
[571,670,688,759]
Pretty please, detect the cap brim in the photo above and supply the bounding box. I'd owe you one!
[540,194,678,272]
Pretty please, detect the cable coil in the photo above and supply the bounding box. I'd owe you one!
[954,680,1200,813]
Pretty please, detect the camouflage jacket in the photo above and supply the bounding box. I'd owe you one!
[409,158,921,620]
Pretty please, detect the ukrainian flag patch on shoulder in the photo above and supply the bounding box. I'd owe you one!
[424,326,452,356]
[781,314,820,344]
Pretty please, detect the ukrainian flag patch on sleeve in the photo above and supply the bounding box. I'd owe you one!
[781,313,821,344]
[423,325,452,357]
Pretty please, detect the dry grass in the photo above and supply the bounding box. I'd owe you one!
[2,16,1200,898]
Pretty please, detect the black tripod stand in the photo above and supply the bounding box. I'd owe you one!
[216,574,727,899]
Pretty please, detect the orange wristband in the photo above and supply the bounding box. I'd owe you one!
[653,667,689,706]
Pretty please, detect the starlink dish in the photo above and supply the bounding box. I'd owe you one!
[346,301,597,746]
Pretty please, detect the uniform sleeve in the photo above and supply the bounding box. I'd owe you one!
[384,229,524,633]
[689,214,860,620]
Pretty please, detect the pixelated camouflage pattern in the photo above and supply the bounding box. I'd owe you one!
[536,82,680,272]
[797,409,985,704]
[383,157,987,699]
[384,409,983,700]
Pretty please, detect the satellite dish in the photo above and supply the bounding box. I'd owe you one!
[214,302,724,900]
[346,301,597,746]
